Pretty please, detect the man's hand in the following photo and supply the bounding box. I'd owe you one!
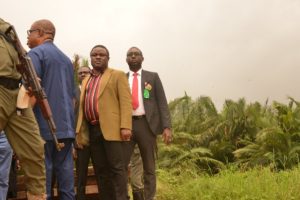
[121,128,132,141]
[30,95,37,107]
[72,147,78,160]
[75,136,84,149]
[27,77,41,107]
[162,128,172,145]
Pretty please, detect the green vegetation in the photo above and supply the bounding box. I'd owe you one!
[155,95,300,199]
[159,95,300,171]
[156,166,300,200]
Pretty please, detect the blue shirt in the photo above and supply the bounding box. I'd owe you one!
[28,41,75,140]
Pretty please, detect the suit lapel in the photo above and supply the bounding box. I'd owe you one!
[141,70,147,103]
[80,74,91,99]
[98,68,113,97]
[76,74,90,133]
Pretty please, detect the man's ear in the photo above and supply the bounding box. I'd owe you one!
[38,29,45,37]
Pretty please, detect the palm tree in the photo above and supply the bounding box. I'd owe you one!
[72,54,89,85]
[72,54,80,85]
[160,95,223,173]
[234,98,300,170]
[163,94,300,172]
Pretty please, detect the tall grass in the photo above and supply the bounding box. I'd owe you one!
[156,166,300,200]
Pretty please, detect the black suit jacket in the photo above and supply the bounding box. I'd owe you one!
[129,69,171,135]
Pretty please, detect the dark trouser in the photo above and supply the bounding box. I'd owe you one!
[89,124,128,200]
[7,155,17,198]
[76,145,101,200]
[124,117,157,200]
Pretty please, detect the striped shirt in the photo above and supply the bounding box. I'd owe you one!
[84,73,101,125]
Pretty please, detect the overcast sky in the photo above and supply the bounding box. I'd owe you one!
[3,0,300,109]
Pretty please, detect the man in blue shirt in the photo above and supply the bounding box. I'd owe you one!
[27,19,75,200]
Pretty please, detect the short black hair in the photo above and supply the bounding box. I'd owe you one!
[90,45,110,58]
[128,46,143,57]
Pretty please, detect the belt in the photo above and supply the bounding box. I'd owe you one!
[0,77,20,90]
[132,115,145,120]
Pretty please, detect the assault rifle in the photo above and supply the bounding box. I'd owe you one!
[4,26,64,151]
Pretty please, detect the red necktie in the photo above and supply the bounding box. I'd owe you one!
[132,73,139,110]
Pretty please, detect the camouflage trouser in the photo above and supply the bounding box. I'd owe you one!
[0,85,46,196]
[27,192,47,200]
[129,145,144,191]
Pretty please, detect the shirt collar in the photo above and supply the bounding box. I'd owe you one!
[91,69,103,77]
[129,68,142,77]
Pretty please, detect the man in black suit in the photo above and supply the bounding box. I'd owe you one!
[125,47,172,200]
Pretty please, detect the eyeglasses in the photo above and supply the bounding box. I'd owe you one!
[127,52,142,57]
[27,29,40,36]
[91,53,108,57]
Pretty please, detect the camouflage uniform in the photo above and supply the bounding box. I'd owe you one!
[0,18,46,199]
[129,145,144,200]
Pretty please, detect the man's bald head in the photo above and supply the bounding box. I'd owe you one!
[32,19,56,40]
